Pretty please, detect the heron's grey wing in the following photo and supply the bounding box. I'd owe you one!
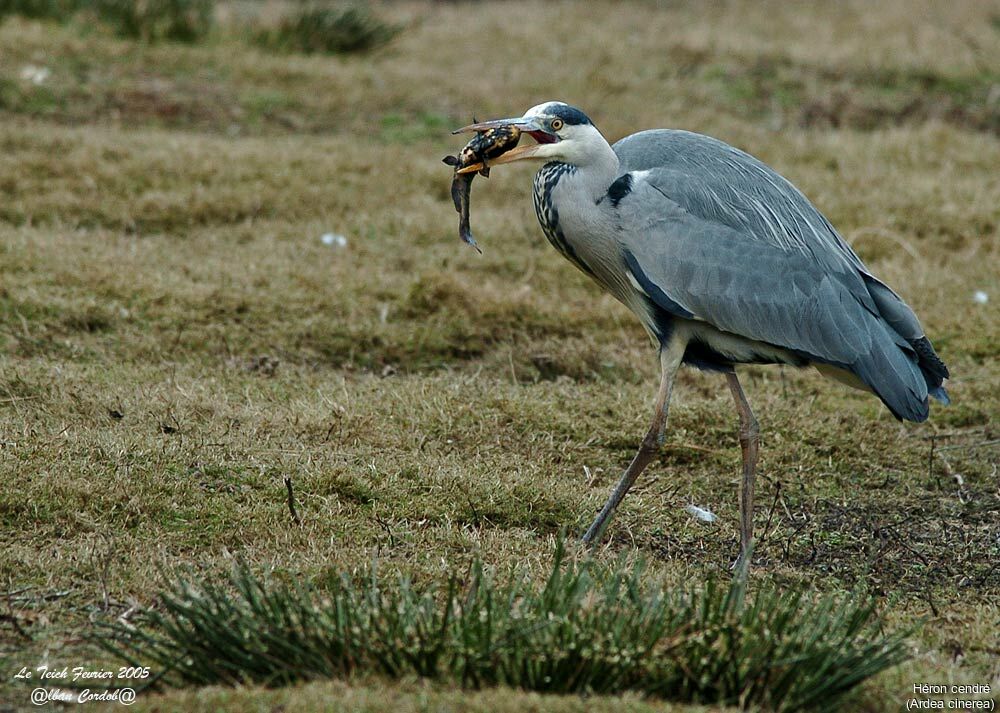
[615,129,936,342]
[615,170,930,421]
[614,129,875,275]
[615,131,948,360]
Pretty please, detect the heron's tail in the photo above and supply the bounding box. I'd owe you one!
[911,335,950,405]
[851,332,932,422]
[842,287,947,422]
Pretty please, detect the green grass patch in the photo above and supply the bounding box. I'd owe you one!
[87,0,215,43]
[0,0,76,21]
[380,111,453,144]
[254,4,400,56]
[97,540,910,711]
[0,0,215,42]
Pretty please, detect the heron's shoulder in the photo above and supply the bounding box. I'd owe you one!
[606,172,634,207]
[612,129,744,171]
[612,131,868,271]
[599,168,665,212]
[611,129,797,212]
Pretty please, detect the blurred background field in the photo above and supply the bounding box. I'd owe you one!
[0,1,998,710]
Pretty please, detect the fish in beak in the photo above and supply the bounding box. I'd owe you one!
[451,116,560,174]
[442,121,526,251]
[441,114,560,250]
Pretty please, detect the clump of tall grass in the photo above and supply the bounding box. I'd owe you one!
[0,0,397,52]
[0,0,78,21]
[0,0,215,42]
[96,541,911,711]
[88,0,215,43]
[254,4,400,55]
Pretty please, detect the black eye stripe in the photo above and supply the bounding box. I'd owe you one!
[545,104,593,127]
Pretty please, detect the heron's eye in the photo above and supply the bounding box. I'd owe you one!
[550,118,564,131]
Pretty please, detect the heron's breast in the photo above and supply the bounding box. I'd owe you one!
[533,162,644,309]
[532,163,585,268]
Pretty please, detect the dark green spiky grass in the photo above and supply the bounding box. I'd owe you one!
[96,541,909,712]
[254,4,400,56]
[0,0,216,42]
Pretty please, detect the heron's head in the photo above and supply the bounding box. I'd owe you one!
[454,101,608,173]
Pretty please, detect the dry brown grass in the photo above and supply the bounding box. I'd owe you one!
[1,1,998,710]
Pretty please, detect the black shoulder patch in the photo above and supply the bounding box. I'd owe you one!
[607,173,633,207]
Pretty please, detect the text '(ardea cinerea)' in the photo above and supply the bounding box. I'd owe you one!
[451,102,950,563]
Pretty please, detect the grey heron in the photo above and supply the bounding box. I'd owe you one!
[453,102,950,560]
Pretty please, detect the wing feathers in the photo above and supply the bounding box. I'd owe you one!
[617,173,933,421]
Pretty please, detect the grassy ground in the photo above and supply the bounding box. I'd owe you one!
[1,0,998,710]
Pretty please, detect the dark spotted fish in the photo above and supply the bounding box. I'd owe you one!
[442,125,521,252]
[441,155,479,252]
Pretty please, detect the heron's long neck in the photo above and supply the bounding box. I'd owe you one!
[533,135,620,220]
[532,139,621,281]
[568,138,621,201]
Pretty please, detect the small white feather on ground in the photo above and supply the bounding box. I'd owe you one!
[684,504,718,523]
[321,233,348,247]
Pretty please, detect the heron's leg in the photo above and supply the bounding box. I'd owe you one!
[582,343,684,545]
[726,371,759,566]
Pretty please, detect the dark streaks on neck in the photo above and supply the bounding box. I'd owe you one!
[532,162,595,278]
